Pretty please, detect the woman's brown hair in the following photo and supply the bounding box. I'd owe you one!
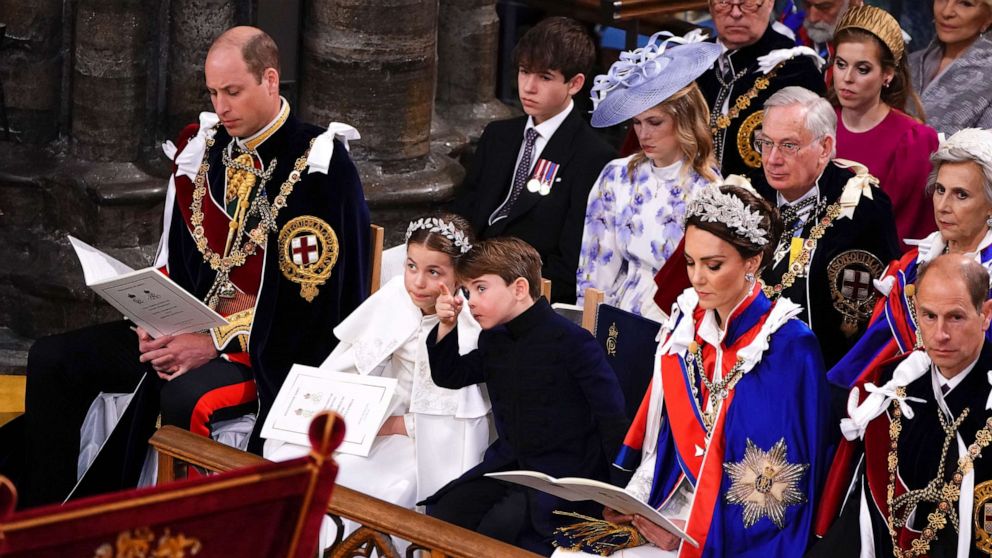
[831,28,927,121]
[626,82,718,183]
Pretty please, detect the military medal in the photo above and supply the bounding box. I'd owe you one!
[526,159,560,196]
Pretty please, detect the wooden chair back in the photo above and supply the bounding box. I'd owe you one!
[0,412,345,558]
[369,224,385,294]
[581,287,605,333]
[540,278,552,301]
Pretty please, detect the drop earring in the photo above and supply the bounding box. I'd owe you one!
[745,272,755,283]
[986,215,992,229]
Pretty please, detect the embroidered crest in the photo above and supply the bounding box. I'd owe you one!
[975,480,992,554]
[737,110,764,169]
[606,322,619,356]
[279,215,339,302]
[724,438,809,529]
[828,250,885,336]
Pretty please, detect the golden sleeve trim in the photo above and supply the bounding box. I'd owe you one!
[210,308,254,351]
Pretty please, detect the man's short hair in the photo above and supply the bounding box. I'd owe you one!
[917,255,990,312]
[212,28,280,83]
[457,237,543,300]
[512,16,596,81]
[764,86,838,158]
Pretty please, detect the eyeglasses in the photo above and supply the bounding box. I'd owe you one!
[710,0,766,13]
[753,137,818,157]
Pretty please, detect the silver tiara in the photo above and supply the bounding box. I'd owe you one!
[686,186,769,246]
[405,217,473,254]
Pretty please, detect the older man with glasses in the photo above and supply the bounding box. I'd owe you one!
[697,0,827,177]
[749,86,900,370]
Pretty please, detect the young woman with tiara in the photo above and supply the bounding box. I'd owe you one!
[263,213,491,543]
[576,32,721,320]
[556,182,831,557]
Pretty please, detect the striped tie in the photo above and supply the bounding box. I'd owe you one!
[490,127,540,225]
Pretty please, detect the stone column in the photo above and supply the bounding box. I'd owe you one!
[299,0,463,244]
[166,0,236,135]
[71,0,152,161]
[436,0,512,143]
[0,0,63,143]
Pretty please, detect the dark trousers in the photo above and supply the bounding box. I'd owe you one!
[22,320,252,507]
[426,477,551,555]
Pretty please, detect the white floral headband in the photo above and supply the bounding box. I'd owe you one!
[686,185,769,246]
[405,217,473,254]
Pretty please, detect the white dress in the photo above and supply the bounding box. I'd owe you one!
[576,156,715,320]
[263,276,491,546]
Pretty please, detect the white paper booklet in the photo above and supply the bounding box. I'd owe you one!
[68,235,228,338]
[261,364,398,457]
[484,471,697,547]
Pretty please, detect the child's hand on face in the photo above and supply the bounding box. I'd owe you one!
[435,283,463,341]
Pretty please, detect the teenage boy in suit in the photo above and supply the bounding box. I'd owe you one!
[422,237,628,555]
[450,17,616,304]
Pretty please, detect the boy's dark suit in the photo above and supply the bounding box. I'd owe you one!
[423,298,628,554]
[451,110,616,304]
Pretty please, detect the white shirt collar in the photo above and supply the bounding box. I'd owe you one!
[526,99,573,141]
[934,355,980,394]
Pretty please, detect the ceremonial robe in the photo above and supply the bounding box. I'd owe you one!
[811,348,992,557]
[696,27,825,177]
[613,286,831,557]
[828,230,992,391]
[753,160,901,368]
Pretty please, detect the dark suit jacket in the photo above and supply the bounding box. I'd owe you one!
[697,26,826,178]
[450,109,616,303]
[752,162,901,368]
[424,298,629,537]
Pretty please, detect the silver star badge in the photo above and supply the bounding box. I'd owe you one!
[724,438,809,529]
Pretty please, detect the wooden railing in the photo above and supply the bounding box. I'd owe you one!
[150,426,543,558]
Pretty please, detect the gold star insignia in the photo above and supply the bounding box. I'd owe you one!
[724,438,809,528]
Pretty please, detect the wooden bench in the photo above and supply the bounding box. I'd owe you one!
[0,375,25,428]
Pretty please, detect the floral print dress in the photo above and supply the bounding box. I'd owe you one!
[577,155,715,320]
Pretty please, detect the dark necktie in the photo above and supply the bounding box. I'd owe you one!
[490,127,540,225]
[941,382,951,395]
[718,52,735,85]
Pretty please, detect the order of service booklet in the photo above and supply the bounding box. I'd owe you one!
[484,471,697,547]
[68,235,228,338]
[261,364,398,457]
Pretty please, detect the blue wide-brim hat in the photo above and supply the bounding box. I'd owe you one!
[590,31,722,128]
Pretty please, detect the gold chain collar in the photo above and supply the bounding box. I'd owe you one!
[189,132,314,308]
[885,386,992,557]
[761,202,843,300]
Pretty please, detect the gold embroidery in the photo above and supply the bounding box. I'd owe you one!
[210,308,254,350]
[827,250,885,337]
[93,527,202,558]
[975,480,992,555]
[606,322,618,356]
[737,110,764,169]
[279,215,339,302]
[724,438,809,529]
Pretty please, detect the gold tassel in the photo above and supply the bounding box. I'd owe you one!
[552,511,647,556]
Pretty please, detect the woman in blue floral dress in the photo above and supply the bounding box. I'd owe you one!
[577,33,721,319]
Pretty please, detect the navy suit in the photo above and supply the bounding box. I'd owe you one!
[424,298,628,554]
[450,109,616,304]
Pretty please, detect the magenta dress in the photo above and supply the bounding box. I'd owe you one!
[835,107,939,249]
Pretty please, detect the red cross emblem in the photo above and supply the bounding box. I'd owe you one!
[841,269,872,301]
[291,234,320,266]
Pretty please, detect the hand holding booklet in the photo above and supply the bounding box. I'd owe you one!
[484,471,697,547]
[261,364,398,457]
[68,236,228,338]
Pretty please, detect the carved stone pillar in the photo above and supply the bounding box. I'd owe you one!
[0,0,63,143]
[71,0,152,161]
[299,0,463,244]
[166,0,236,135]
[436,0,513,143]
